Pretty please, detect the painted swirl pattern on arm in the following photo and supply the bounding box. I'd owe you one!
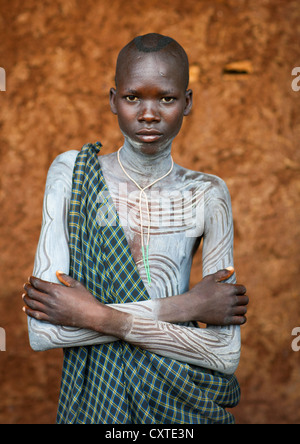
[124,176,241,374]
[28,156,240,375]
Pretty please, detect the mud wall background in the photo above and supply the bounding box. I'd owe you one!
[0,0,299,424]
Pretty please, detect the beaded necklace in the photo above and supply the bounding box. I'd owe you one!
[117,147,174,286]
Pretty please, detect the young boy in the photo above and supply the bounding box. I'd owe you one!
[23,34,248,424]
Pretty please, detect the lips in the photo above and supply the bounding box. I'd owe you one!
[136,129,163,142]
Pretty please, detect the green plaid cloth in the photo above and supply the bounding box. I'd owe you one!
[56,142,240,424]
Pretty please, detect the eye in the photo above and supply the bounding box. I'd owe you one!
[161,97,176,104]
[125,95,139,102]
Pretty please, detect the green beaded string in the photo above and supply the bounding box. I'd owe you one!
[142,245,151,286]
[117,147,173,289]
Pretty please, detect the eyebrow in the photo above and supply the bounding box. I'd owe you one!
[123,88,177,96]
[124,89,139,95]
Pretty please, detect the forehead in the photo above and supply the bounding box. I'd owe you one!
[116,52,186,91]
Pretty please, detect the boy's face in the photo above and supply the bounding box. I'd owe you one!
[110,52,192,154]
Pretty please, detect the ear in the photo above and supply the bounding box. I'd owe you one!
[109,87,117,115]
[183,89,193,116]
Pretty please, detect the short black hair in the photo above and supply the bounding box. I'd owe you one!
[115,33,189,89]
[134,34,175,53]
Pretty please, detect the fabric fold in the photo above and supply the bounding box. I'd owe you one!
[56,142,240,424]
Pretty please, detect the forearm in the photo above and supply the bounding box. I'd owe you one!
[67,298,240,374]
[112,178,242,373]
[29,297,190,352]
[96,305,240,375]
[28,152,115,351]
[27,151,164,350]
[126,319,240,375]
[31,295,239,375]
[111,296,193,324]
[29,154,242,374]
[29,301,154,351]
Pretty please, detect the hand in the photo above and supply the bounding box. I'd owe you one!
[22,272,114,332]
[157,268,248,326]
[188,268,248,326]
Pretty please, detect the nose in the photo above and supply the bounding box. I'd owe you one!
[138,100,161,123]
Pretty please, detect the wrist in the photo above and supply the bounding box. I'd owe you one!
[92,304,133,339]
[155,292,191,323]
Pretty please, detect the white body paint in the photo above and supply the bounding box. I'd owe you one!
[28,148,240,375]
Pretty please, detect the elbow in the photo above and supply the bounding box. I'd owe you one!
[27,319,56,352]
[28,332,52,352]
[213,326,241,375]
[219,347,241,375]
[221,359,240,375]
[29,342,44,352]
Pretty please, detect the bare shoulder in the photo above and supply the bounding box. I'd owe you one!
[174,163,231,200]
[50,150,79,171]
[46,150,79,181]
[45,150,79,196]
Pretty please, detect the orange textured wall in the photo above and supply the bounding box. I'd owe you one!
[0,0,299,424]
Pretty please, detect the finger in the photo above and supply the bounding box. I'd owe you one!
[23,283,50,304]
[233,305,247,316]
[215,267,235,282]
[56,272,85,290]
[55,271,74,287]
[237,315,247,325]
[236,294,249,306]
[23,305,49,322]
[230,315,247,326]
[23,293,48,313]
[233,284,247,296]
[28,276,57,293]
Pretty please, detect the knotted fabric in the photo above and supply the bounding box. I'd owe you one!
[56,143,240,424]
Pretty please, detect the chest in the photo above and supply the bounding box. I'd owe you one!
[101,174,203,257]
[98,160,207,298]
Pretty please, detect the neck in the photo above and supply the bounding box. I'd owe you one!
[119,139,173,184]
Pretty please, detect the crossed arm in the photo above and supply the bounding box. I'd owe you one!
[23,151,248,374]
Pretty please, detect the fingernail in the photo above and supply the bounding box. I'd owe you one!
[226,266,234,272]
[56,270,65,275]
[22,293,26,300]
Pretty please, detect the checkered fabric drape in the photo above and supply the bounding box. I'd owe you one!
[56,142,240,424]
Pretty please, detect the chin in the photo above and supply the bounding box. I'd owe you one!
[123,136,173,156]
